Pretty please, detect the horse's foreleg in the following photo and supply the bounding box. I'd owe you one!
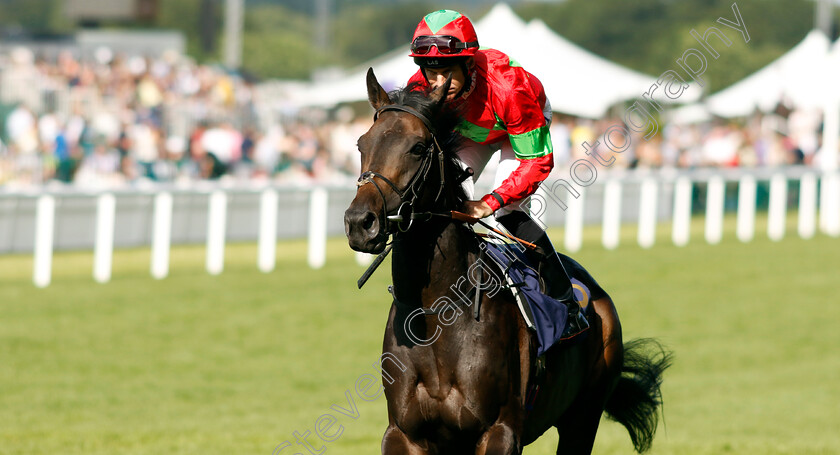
[475,423,521,455]
[382,424,431,455]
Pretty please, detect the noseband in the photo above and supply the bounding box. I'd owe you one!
[356,104,446,234]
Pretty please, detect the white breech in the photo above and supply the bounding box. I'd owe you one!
[456,139,527,218]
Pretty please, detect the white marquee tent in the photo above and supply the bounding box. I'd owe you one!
[513,19,658,118]
[293,3,680,118]
[291,4,529,108]
[706,30,831,118]
[819,36,840,171]
[701,29,839,171]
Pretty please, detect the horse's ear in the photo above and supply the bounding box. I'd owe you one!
[366,68,392,110]
[429,73,452,107]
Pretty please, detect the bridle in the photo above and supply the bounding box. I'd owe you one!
[356,104,447,234]
[353,103,542,290]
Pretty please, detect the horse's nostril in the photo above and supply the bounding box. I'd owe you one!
[363,212,377,231]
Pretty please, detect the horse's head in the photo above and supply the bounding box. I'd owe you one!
[344,68,459,253]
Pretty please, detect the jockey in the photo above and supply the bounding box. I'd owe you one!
[407,9,588,333]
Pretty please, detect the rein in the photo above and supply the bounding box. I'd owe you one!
[355,103,540,289]
[356,104,448,289]
[356,104,446,234]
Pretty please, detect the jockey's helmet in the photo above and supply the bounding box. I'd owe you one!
[410,10,479,68]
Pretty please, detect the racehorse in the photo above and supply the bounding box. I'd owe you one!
[344,68,671,455]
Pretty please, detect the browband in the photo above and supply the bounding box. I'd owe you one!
[374,104,435,133]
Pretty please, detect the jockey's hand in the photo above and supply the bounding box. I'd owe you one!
[462,200,494,219]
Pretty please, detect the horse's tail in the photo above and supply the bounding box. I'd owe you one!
[604,338,673,453]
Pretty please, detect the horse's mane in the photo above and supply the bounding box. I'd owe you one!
[387,82,468,206]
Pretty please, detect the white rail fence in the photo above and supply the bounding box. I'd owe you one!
[1,167,838,288]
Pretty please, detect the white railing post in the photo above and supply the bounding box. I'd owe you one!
[637,178,658,249]
[705,176,725,245]
[93,193,116,283]
[33,194,55,288]
[737,174,756,242]
[798,173,817,239]
[767,174,787,241]
[672,177,692,246]
[206,190,228,275]
[308,187,328,269]
[819,175,827,233]
[820,173,840,237]
[564,188,584,253]
[151,192,173,280]
[602,180,622,250]
[258,188,279,273]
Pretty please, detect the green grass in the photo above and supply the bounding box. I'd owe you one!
[1,214,839,454]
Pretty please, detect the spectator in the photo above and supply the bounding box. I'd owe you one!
[0,47,831,188]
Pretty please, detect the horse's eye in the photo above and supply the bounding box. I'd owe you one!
[410,143,427,156]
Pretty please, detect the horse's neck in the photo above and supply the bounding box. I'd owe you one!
[391,221,473,307]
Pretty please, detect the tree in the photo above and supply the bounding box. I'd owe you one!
[517,0,814,93]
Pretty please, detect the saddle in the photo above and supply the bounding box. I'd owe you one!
[480,240,596,357]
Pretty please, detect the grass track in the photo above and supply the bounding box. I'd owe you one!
[1,214,838,454]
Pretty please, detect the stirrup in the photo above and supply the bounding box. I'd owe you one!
[571,309,589,331]
[562,303,589,339]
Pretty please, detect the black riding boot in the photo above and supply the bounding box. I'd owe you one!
[497,212,589,335]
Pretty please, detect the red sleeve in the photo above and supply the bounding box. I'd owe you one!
[481,154,554,211]
[496,70,548,137]
[479,61,554,211]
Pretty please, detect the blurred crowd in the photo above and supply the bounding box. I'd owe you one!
[0,47,832,190]
[549,106,830,170]
[0,47,371,189]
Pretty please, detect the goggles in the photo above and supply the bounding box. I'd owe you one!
[411,35,479,55]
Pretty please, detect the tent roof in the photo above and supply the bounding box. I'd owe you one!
[822,35,840,100]
[518,19,656,118]
[290,3,530,108]
[292,3,673,118]
[706,29,831,117]
[665,103,712,125]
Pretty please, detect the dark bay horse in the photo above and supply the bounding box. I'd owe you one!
[344,68,671,454]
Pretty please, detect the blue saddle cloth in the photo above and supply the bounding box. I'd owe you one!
[481,241,598,357]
